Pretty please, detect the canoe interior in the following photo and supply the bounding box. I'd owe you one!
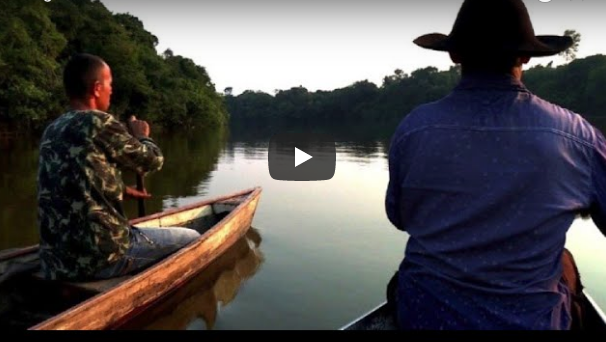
[134,199,242,231]
[0,195,248,330]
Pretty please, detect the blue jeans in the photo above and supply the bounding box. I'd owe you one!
[94,226,201,279]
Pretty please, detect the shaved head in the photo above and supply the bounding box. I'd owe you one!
[63,53,107,100]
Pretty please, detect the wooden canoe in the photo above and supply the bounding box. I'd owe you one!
[0,187,262,330]
[340,290,606,330]
[119,227,264,330]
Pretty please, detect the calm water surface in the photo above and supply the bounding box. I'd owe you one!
[0,121,604,329]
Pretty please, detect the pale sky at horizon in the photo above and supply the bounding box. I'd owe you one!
[99,0,606,96]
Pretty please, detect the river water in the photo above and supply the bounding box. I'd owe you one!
[0,120,604,329]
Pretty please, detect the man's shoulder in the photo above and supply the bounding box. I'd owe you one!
[528,94,601,146]
[76,110,124,133]
[82,109,115,125]
[48,110,113,127]
[393,99,446,135]
[530,94,577,117]
[41,110,121,145]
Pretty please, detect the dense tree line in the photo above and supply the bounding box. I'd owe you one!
[0,0,228,131]
[524,55,606,119]
[226,54,606,124]
[1,2,601,132]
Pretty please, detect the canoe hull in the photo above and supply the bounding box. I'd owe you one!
[27,187,262,330]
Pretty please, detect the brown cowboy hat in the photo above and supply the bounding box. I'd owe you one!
[413,0,573,57]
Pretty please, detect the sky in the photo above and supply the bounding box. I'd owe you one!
[99,0,606,96]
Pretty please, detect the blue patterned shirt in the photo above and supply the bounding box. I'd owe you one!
[385,72,606,330]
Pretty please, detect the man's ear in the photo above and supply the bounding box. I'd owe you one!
[93,81,102,98]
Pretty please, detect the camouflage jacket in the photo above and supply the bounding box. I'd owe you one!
[37,110,164,280]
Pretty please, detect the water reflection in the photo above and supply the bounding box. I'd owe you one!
[122,128,228,216]
[0,127,230,250]
[0,138,40,250]
[1,118,604,329]
[0,122,394,250]
[226,121,395,166]
[337,141,388,166]
[118,227,264,330]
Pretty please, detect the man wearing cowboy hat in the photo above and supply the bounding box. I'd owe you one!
[385,0,605,330]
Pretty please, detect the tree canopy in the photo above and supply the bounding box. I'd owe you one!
[1,6,601,133]
[0,0,228,131]
[560,30,582,62]
[226,54,606,124]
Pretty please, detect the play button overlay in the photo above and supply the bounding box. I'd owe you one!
[269,132,335,181]
[295,147,312,167]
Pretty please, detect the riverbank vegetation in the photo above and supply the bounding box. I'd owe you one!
[1,1,603,134]
[226,54,606,124]
[0,0,228,132]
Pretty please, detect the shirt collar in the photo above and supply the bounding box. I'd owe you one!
[454,72,530,93]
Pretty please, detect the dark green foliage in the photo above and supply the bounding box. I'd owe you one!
[0,0,228,132]
[1,4,601,132]
[524,55,606,118]
[225,65,461,123]
[227,54,606,123]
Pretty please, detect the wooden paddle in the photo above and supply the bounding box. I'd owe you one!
[126,117,146,218]
[134,171,146,218]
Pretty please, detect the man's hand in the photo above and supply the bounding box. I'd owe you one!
[124,186,152,199]
[127,115,151,138]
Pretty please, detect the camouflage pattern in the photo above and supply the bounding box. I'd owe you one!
[37,110,164,280]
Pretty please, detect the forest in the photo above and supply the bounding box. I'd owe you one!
[0,0,228,131]
[1,0,604,132]
[226,53,606,125]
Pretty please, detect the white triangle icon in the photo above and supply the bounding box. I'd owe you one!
[295,147,313,167]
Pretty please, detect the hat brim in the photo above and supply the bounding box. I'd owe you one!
[413,33,573,57]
